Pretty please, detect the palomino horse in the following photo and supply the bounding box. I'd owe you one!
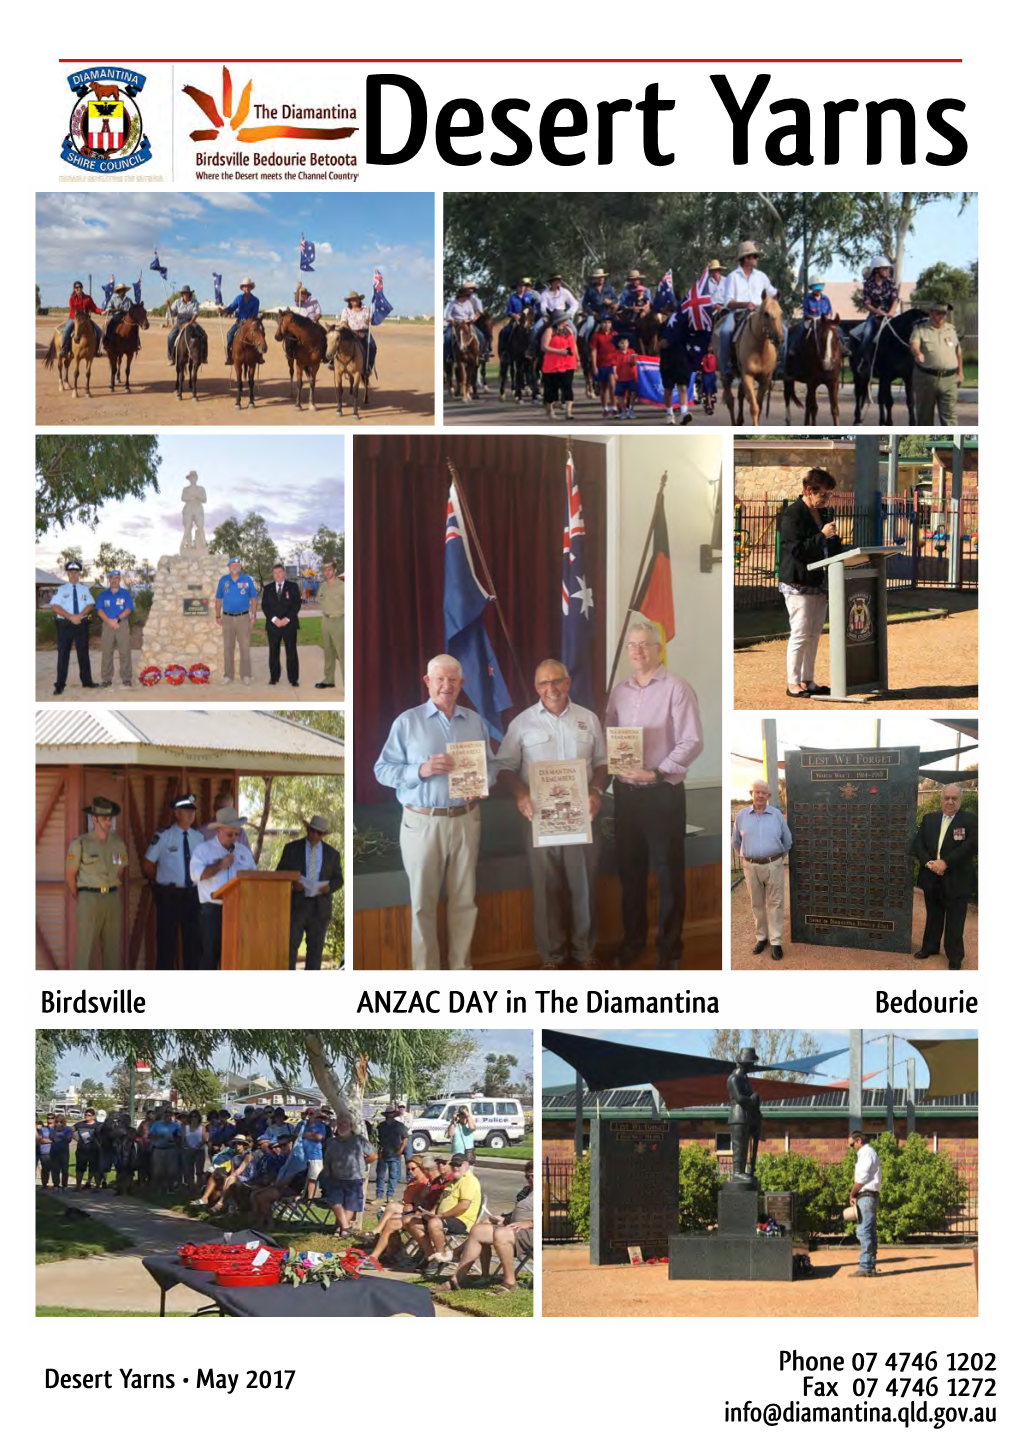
[848,308,924,425]
[105,302,149,393]
[274,308,328,411]
[172,319,207,403]
[329,328,369,418]
[230,315,268,410]
[723,294,783,426]
[448,320,480,401]
[43,312,101,398]
[498,309,538,404]
[783,313,842,426]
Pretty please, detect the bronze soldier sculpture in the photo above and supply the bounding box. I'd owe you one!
[727,1046,762,1184]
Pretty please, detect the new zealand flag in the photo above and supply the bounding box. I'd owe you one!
[443,482,512,741]
[300,235,315,272]
[561,453,594,707]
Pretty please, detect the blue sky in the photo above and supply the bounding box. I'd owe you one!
[52,1030,532,1094]
[541,1029,978,1093]
[37,433,343,571]
[808,195,977,283]
[36,190,435,313]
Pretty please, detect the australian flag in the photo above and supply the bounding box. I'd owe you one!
[561,453,594,707]
[372,268,393,325]
[102,274,115,306]
[681,267,714,331]
[652,269,675,312]
[300,234,315,272]
[212,272,223,307]
[150,249,167,280]
[444,482,512,741]
[132,272,142,304]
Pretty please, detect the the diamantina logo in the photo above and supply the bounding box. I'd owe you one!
[61,67,153,172]
[183,66,358,143]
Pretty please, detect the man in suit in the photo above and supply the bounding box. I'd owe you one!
[911,785,978,969]
[277,815,343,970]
[260,561,302,686]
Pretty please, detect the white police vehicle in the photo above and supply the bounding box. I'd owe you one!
[408,1096,525,1153]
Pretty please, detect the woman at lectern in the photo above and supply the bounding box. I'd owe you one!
[777,468,842,699]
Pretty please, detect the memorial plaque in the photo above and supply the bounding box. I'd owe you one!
[182,598,210,616]
[845,575,881,689]
[590,1118,681,1265]
[787,746,918,953]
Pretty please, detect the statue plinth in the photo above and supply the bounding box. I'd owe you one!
[668,1187,803,1282]
[139,552,229,677]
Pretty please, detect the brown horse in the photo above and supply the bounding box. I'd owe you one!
[329,328,368,418]
[43,312,101,398]
[498,308,539,404]
[449,320,480,401]
[274,308,328,411]
[230,316,267,409]
[173,319,207,403]
[474,311,494,392]
[104,302,149,392]
[723,294,783,426]
[783,313,842,426]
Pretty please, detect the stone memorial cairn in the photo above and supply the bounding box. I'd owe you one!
[138,471,226,682]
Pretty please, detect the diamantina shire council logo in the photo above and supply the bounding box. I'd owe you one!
[61,67,153,173]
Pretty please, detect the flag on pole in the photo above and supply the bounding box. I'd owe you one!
[561,452,594,707]
[680,267,714,331]
[150,249,167,280]
[102,274,115,306]
[444,482,512,741]
[652,269,675,311]
[633,354,681,407]
[300,234,315,272]
[212,272,223,307]
[631,490,675,651]
[132,272,142,304]
[372,268,393,325]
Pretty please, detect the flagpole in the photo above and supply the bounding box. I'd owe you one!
[446,458,530,700]
[607,470,668,689]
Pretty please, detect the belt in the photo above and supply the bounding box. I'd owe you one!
[744,852,785,865]
[405,802,478,818]
[78,886,118,895]
[916,365,957,377]
[223,611,250,617]
[157,883,195,891]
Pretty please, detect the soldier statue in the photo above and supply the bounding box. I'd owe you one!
[180,470,209,555]
[727,1046,763,1184]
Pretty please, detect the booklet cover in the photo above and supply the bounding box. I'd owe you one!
[446,740,489,800]
[530,759,592,848]
[607,726,644,775]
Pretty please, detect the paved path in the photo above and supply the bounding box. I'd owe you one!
[36,647,345,703]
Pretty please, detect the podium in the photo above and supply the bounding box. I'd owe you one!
[807,546,899,700]
[212,871,300,970]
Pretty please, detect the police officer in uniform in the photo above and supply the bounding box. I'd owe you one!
[50,560,99,695]
[910,295,964,425]
[66,797,128,969]
[142,794,202,970]
[94,567,134,688]
[315,559,344,692]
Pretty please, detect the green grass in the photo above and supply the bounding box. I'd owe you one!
[37,1307,190,1317]
[427,1274,534,1318]
[248,617,322,648]
[36,1191,134,1264]
[425,1136,533,1159]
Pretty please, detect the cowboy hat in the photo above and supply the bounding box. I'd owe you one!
[706,258,723,271]
[306,815,332,834]
[520,276,533,286]
[588,268,608,279]
[239,276,255,288]
[344,289,364,302]
[735,241,760,261]
[737,1047,760,1064]
[83,796,121,817]
[179,285,194,295]
[842,1202,862,1224]
[213,806,245,827]
[626,268,644,280]
[113,283,130,293]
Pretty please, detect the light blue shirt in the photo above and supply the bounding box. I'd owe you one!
[496,699,607,785]
[374,701,498,807]
[145,824,197,886]
[50,582,94,615]
[731,804,793,861]
[306,840,321,888]
[190,834,257,904]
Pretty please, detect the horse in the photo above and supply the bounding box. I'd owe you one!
[498,309,538,405]
[43,311,100,399]
[448,320,480,401]
[104,302,149,392]
[783,313,843,426]
[847,308,924,425]
[172,319,207,403]
[723,294,784,426]
[230,315,267,410]
[329,327,369,418]
[274,308,328,411]
[473,311,494,393]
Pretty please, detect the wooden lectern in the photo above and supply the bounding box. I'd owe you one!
[213,871,300,970]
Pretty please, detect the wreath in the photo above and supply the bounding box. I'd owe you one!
[188,663,211,684]
[278,1247,363,1289]
[164,664,188,686]
[139,666,162,687]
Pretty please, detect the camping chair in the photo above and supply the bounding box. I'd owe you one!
[270,1173,330,1228]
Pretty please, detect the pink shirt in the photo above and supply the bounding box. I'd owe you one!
[605,665,703,784]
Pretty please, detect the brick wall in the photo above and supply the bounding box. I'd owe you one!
[734,447,856,500]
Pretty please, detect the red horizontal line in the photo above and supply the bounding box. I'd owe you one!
[60,57,963,63]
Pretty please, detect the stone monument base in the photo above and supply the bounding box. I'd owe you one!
[668,1187,803,1282]
[139,551,229,680]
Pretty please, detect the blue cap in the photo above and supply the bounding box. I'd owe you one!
[108,568,122,576]
[228,557,241,564]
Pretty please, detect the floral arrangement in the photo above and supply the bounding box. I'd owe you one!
[188,663,211,684]
[164,663,188,686]
[277,1247,365,1288]
[139,666,162,686]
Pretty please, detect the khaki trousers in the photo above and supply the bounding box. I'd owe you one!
[74,891,122,969]
[742,857,785,945]
[100,622,132,683]
[399,806,481,970]
[913,370,958,425]
[221,613,252,680]
[321,615,344,688]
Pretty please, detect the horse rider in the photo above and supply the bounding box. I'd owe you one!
[786,275,834,373]
[578,268,618,347]
[166,285,202,364]
[103,282,135,348]
[909,294,964,425]
[505,277,540,317]
[332,289,376,376]
[851,256,899,363]
[444,283,486,366]
[717,240,780,379]
[284,283,328,363]
[218,276,262,364]
[60,280,103,357]
[531,272,579,348]
[706,259,726,307]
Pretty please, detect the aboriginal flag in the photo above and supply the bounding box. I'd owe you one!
[632,490,675,650]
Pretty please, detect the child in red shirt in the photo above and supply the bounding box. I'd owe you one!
[614,339,638,418]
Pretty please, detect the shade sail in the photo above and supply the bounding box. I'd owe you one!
[653,1074,847,1108]
[908,1038,979,1098]
[918,744,978,764]
[542,1030,848,1092]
